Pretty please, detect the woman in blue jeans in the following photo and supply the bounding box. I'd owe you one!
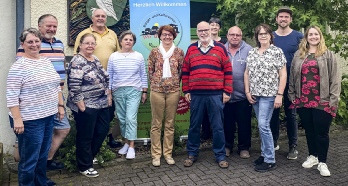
[244,23,287,172]
[6,28,64,185]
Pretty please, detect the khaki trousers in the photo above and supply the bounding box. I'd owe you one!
[150,91,180,159]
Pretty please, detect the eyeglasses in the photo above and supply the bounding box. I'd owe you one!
[82,42,97,46]
[161,33,173,37]
[197,29,210,33]
[258,33,269,37]
[228,34,242,38]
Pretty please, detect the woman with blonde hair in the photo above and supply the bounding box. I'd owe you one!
[288,25,340,177]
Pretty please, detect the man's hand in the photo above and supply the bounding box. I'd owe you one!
[223,93,230,103]
[185,93,191,103]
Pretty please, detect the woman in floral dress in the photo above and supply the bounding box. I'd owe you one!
[288,26,340,177]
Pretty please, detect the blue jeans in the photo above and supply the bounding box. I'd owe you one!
[253,96,275,163]
[187,94,226,162]
[18,115,54,186]
[113,87,141,140]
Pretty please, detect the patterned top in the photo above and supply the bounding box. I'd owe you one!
[67,54,110,112]
[16,37,66,87]
[7,57,61,121]
[107,51,148,91]
[246,45,286,96]
[289,54,336,117]
[148,47,184,93]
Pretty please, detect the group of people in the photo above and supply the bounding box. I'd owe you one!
[6,6,340,186]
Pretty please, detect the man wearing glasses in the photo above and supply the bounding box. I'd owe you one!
[271,6,303,160]
[74,8,121,149]
[223,26,253,159]
[182,21,232,168]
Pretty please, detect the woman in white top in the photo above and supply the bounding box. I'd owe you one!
[244,23,287,172]
[107,30,148,159]
[6,28,63,185]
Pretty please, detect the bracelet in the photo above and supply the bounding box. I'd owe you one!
[277,93,283,96]
[142,91,148,94]
[58,104,65,108]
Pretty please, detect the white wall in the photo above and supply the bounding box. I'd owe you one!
[0,0,17,153]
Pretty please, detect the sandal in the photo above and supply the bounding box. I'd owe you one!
[218,160,229,169]
[183,156,197,167]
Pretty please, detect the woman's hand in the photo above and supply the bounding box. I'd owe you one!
[274,95,283,108]
[57,106,65,121]
[107,94,113,106]
[77,100,86,112]
[141,93,147,104]
[13,117,24,134]
[291,100,296,104]
[246,93,256,104]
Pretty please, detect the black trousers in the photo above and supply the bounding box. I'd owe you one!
[73,107,110,171]
[297,108,332,163]
[223,99,252,152]
[270,84,298,148]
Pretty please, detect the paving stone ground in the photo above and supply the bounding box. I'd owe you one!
[2,129,348,186]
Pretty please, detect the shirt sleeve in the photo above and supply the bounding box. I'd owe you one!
[68,56,85,103]
[147,50,155,82]
[6,62,24,108]
[139,54,148,89]
[181,48,191,93]
[107,54,114,90]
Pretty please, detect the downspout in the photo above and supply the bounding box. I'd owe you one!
[16,0,24,49]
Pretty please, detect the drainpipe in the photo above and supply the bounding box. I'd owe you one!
[16,0,24,49]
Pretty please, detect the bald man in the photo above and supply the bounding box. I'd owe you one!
[223,26,253,158]
[182,21,232,168]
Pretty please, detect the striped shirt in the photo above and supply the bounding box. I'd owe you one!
[16,38,66,87]
[7,57,61,121]
[107,51,148,91]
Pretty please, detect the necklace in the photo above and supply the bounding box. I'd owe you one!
[120,50,133,57]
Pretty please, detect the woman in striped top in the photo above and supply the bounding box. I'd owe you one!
[6,28,63,185]
[67,33,111,178]
[107,30,148,159]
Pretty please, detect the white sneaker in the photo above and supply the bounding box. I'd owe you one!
[126,147,135,159]
[274,145,280,151]
[93,158,104,165]
[317,162,331,176]
[302,155,319,168]
[118,143,129,155]
[80,168,99,178]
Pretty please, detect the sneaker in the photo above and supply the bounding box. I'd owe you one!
[274,145,280,151]
[302,155,319,168]
[225,148,231,157]
[126,147,135,159]
[118,143,129,155]
[152,158,160,167]
[254,162,277,172]
[46,179,56,186]
[80,168,99,178]
[317,162,331,176]
[287,147,298,160]
[165,157,175,165]
[47,160,64,170]
[253,156,264,166]
[240,150,250,159]
[93,158,104,165]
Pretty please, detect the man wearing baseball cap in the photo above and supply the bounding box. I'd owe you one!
[271,6,303,160]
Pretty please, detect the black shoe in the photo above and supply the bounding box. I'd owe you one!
[253,156,264,166]
[254,162,277,172]
[46,179,56,186]
[107,134,122,148]
[47,160,64,170]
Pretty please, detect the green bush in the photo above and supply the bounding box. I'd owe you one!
[334,75,348,127]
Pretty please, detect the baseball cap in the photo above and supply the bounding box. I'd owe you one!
[277,6,293,16]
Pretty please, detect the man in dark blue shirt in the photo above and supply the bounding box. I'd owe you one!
[271,6,303,160]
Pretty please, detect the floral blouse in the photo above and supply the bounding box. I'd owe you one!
[289,54,336,117]
[148,47,184,93]
[67,54,109,112]
[246,45,286,96]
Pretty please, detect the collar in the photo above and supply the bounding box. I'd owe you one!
[41,37,57,44]
[198,39,214,48]
[89,25,109,36]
